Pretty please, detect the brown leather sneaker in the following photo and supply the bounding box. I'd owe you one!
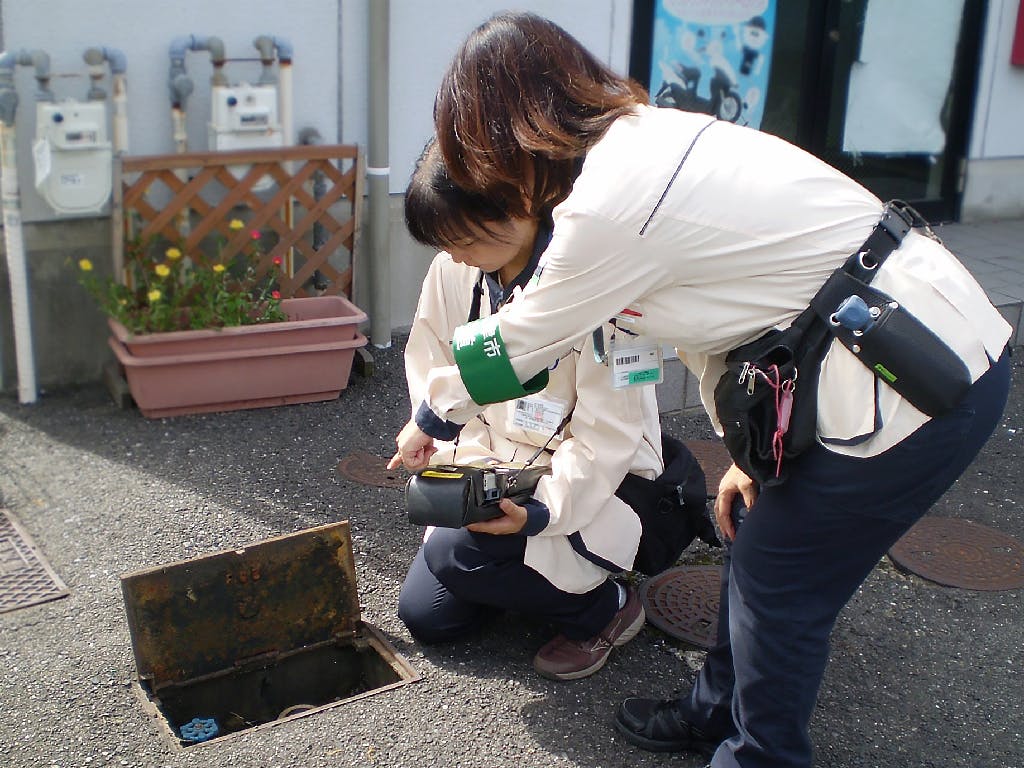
[532,583,645,680]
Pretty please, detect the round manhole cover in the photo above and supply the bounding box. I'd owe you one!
[640,565,720,650]
[888,517,1024,591]
[684,440,732,494]
[336,452,407,489]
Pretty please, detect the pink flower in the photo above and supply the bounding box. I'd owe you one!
[251,230,261,240]
[272,256,283,266]
[271,290,281,299]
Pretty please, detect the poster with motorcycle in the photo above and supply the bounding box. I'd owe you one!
[648,0,777,129]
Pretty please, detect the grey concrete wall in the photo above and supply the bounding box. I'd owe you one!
[0,218,113,393]
[962,157,1024,222]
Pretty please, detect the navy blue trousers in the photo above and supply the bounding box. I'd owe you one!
[398,526,619,643]
[683,351,1011,768]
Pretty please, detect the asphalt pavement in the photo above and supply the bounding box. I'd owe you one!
[0,324,1021,768]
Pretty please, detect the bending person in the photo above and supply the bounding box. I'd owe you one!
[394,141,664,681]
[392,12,1013,768]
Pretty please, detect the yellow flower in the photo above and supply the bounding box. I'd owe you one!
[147,289,162,303]
[154,263,171,278]
[165,247,182,261]
[78,258,93,272]
[229,219,244,231]
[213,264,226,273]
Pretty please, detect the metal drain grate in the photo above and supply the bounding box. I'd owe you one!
[888,516,1024,591]
[684,440,732,494]
[0,509,69,614]
[336,452,407,489]
[640,565,721,650]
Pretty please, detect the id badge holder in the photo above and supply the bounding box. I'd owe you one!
[512,394,568,434]
[610,334,664,389]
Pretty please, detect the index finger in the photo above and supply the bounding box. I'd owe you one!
[386,451,403,470]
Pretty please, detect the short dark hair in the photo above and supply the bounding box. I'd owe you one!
[404,138,511,250]
[434,12,647,218]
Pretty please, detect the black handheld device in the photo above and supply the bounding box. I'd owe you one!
[406,463,550,528]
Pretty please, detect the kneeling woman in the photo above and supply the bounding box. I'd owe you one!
[393,141,664,680]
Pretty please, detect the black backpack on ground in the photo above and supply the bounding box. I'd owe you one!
[616,435,721,575]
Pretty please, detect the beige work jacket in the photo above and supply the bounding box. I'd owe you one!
[406,254,663,593]
[421,106,1011,458]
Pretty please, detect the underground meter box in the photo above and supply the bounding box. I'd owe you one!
[120,521,418,749]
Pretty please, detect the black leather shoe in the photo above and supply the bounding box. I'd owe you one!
[614,697,719,755]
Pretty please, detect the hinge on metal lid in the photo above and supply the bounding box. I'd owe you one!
[333,626,360,645]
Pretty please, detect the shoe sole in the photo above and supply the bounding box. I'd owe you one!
[534,653,610,681]
[613,717,718,756]
[534,607,647,681]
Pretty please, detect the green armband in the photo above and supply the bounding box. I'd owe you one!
[451,316,549,405]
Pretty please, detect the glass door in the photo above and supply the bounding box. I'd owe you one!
[810,0,987,221]
[630,0,988,221]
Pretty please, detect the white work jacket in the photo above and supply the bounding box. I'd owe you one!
[420,105,1011,457]
[406,253,664,593]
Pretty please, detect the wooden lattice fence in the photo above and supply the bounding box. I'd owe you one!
[117,144,362,298]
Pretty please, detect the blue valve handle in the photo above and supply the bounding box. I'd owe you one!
[179,717,220,743]
[833,295,873,332]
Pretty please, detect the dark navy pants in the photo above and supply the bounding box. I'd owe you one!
[681,351,1011,768]
[398,526,619,643]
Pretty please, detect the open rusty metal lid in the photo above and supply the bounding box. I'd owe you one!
[121,522,361,690]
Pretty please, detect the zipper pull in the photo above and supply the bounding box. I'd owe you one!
[738,361,751,385]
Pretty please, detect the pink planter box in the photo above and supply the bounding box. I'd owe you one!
[108,296,368,419]
[109,296,366,358]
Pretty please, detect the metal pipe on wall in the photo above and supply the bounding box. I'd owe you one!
[84,47,128,279]
[167,36,224,237]
[367,0,391,348]
[0,49,46,404]
[254,35,296,278]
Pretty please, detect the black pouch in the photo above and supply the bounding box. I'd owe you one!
[811,270,972,416]
[406,463,550,528]
[615,435,720,575]
[713,311,831,487]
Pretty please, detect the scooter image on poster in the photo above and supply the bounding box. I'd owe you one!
[654,60,743,123]
[653,31,743,123]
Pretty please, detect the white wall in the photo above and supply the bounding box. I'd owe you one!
[969,0,1024,159]
[341,0,633,195]
[962,0,1024,220]
[341,0,634,329]
[3,0,340,222]
[2,0,633,333]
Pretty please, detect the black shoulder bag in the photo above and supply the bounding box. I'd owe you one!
[714,201,972,487]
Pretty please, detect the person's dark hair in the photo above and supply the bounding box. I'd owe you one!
[434,12,648,218]
[404,138,512,250]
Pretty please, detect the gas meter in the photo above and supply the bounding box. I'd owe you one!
[208,83,283,191]
[33,100,112,215]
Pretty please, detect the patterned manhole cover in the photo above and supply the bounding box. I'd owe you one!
[684,440,732,494]
[0,509,69,614]
[640,565,720,650]
[889,517,1024,591]
[336,452,407,489]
